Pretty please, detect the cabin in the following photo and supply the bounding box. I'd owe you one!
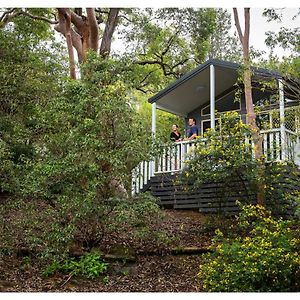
[132,59,300,212]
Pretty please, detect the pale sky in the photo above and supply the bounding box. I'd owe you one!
[111,7,300,59]
[2,1,299,59]
[232,8,299,58]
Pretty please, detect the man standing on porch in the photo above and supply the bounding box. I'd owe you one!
[186,118,198,140]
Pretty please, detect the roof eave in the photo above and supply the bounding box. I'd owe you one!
[148,59,282,104]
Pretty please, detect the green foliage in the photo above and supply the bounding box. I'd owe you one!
[259,9,299,102]
[207,9,242,62]
[19,256,32,272]
[0,53,163,261]
[265,27,299,54]
[0,139,16,192]
[0,29,65,115]
[43,252,108,279]
[3,8,55,44]
[137,98,184,142]
[183,112,260,204]
[264,162,300,216]
[119,8,218,94]
[0,26,65,193]
[21,53,153,200]
[199,204,300,292]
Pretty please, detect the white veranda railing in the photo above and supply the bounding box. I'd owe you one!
[261,128,299,162]
[132,128,300,194]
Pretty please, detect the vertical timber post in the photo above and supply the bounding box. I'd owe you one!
[278,79,285,160]
[210,64,215,129]
[151,102,157,176]
[152,102,156,136]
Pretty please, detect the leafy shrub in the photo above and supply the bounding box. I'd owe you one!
[43,252,108,279]
[0,29,64,194]
[2,54,158,260]
[265,162,300,216]
[0,139,16,192]
[199,204,300,292]
[0,52,166,264]
[0,190,163,263]
[290,191,300,218]
[183,112,260,208]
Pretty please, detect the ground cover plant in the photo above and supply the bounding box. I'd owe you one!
[199,204,300,292]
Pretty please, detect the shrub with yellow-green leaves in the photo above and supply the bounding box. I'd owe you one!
[198,204,300,292]
[183,112,260,206]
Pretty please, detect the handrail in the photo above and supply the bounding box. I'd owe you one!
[260,128,297,135]
[260,128,281,134]
[132,127,300,195]
[285,129,298,136]
[167,138,206,145]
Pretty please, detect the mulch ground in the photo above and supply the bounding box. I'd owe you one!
[0,209,218,292]
[1,254,203,292]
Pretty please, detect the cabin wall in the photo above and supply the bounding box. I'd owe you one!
[185,87,275,135]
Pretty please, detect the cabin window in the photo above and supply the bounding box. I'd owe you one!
[201,119,220,135]
[201,115,243,135]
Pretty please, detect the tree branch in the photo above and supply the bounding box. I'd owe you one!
[135,57,189,78]
[134,60,161,66]
[118,13,132,23]
[58,8,76,79]
[161,29,180,57]
[99,8,120,58]
[170,58,189,71]
[86,8,99,52]
[0,8,20,27]
[54,12,83,63]
[233,8,244,44]
[18,10,58,24]
[244,8,250,50]
[70,9,85,30]
[0,8,17,22]
[139,70,155,85]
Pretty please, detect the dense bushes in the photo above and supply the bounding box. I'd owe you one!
[0,193,162,262]
[264,162,300,216]
[0,54,163,265]
[199,204,300,292]
[0,140,16,192]
[0,29,65,194]
[183,112,260,206]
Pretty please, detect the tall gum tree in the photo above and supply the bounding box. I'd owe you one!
[54,8,120,79]
[0,8,120,79]
[233,8,265,205]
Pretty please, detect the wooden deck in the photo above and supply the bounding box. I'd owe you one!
[150,173,254,212]
[132,128,300,212]
[150,164,300,214]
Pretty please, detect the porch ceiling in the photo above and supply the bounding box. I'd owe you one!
[149,59,281,117]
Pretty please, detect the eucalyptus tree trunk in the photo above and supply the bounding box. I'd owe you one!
[55,8,126,198]
[57,9,77,79]
[99,9,119,58]
[55,8,120,66]
[233,8,265,205]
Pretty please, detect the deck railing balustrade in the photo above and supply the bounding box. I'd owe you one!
[132,128,300,195]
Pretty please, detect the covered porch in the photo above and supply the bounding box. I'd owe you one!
[132,127,300,195]
[133,59,300,195]
[149,59,291,137]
